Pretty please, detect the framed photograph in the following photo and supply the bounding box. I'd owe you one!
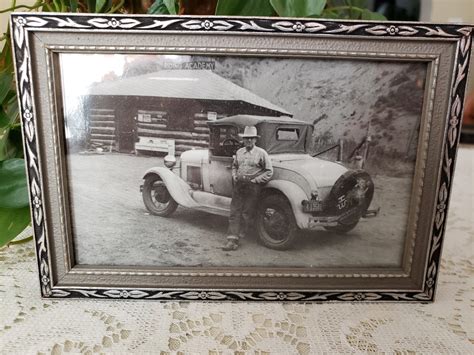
[11,13,472,301]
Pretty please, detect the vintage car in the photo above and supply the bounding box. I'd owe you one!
[141,115,377,250]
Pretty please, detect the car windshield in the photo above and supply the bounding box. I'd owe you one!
[209,125,242,157]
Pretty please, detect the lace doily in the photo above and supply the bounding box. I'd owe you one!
[0,147,472,354]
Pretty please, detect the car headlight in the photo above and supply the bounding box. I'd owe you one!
[164,155,176,168]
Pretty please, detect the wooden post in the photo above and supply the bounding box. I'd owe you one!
[362,136,371,169]
[338,139,344,162]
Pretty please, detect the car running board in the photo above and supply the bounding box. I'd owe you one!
[190,190,231,217]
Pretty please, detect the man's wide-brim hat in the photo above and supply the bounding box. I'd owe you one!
[239,126,260,138]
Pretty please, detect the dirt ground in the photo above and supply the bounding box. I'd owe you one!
[68,153,411,268]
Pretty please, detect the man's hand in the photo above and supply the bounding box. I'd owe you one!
[236,175,252,183]
[239,175,248,182]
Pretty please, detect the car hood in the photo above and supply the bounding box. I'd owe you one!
[271,154,348,188]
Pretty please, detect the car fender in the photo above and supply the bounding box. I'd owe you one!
[263,180,309,229]
[143,167,200,209]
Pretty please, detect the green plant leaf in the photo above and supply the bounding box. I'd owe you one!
[69,0,78,12]
[6,93,18,121]
[316,9,340,19]
[0,126,11,160]
[0,90,19,130]
[0,71,13,104]
[0,32,13,70]
[164,0,177,14]
[350,0,368,8]
[0,109,8,128]
[86,0,96,12]
[4,89,16,104]
[95,0,107,12]
[319,8,343,19]
[52,0,61,12]
[361,9,386,20]
[215,0,275,16]
[9,125,23,159]
[148,0,170,14]
[2,131,19,160]
[0,158,28,208]
[270,0,326,17]
[0,206,30,247]
[0,132,18,160]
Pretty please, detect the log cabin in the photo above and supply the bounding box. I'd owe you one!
[82,70,291,155]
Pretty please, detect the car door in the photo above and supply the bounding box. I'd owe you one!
[207,125,240,197]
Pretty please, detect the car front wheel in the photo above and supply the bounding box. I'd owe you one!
[257,194,298,250]
[142,175,178,217]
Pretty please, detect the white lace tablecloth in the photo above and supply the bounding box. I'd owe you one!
[1,146,473,354]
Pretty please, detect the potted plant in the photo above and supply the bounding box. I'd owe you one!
[0,0,385,247]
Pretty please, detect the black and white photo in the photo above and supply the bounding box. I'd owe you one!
[62,53,425,268]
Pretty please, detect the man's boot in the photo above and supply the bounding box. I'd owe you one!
[222,237,239,251]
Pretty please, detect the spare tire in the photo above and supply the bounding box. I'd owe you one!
[324,170,374,226]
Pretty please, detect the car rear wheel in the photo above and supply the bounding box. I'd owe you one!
[257,194,298,250]
[142,175,178,217]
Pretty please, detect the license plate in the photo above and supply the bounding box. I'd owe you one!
[303,200,322,212]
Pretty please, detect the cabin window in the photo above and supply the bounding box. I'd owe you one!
[277,128,299,141]
[137,110,168,124]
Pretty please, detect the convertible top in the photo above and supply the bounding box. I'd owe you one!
[207,114,311,127]
[208,115,314,154]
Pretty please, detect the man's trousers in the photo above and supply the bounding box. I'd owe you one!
[227,181,261,240]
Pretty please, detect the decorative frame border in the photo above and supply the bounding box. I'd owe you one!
[11,13,472,302]
[48,45,439,283]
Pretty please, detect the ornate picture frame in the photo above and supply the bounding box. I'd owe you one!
[11,13,472,301]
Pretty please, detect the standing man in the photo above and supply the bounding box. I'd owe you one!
[223,126,273,251]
